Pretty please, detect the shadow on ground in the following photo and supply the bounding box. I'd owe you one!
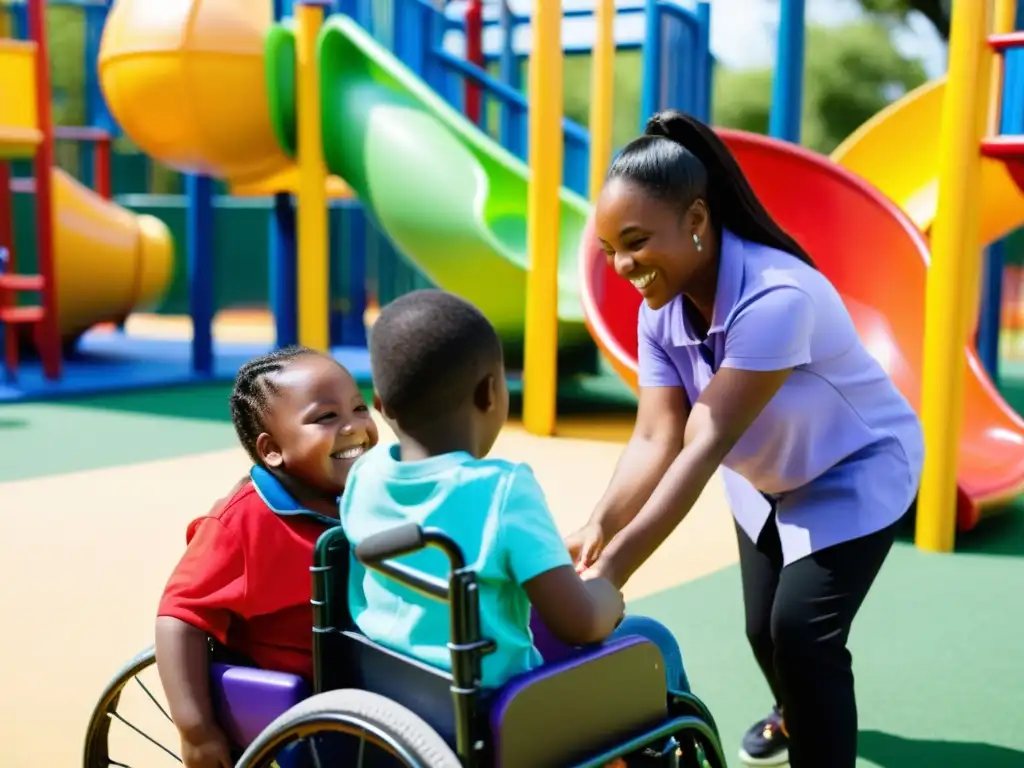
[859,730,1024,767]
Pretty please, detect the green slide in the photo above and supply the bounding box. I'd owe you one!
[265,15,593,352]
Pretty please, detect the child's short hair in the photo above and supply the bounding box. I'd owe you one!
[370,289,503,429]
[230,345,318,464]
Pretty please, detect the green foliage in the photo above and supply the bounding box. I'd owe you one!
[803,22,927,151]
[568,20,929,156]
[853,0,950,39]
[562,50,644,149]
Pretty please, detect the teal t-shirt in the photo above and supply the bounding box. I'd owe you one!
[340,443,572,688]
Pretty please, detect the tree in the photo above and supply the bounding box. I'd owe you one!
[712,21,927,154]
[854,0,950,40]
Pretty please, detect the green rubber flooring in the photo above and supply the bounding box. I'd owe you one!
[632,515,1024,766]
[2,385,1023,765]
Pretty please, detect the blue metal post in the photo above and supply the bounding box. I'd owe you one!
[499,0,523,157]
[640,0,661,125]
[769,0,805,143]
[343,202,367,346]
[694,1,712,122]
[12,1,27,39]
[270,193,298,348]
[978,242,1004,382]
[186,175,215,376]
[269,0,298,350]
[977,5,1024,382]
[81,3,107,189]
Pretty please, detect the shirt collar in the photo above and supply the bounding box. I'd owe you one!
[249,466,340,526]
[669,228,746,346]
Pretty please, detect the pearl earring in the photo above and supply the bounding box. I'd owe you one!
[693,233,702,252]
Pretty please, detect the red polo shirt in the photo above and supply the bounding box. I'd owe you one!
[158,467,342,680]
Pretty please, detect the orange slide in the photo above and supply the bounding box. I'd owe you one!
[580,129,1024,531]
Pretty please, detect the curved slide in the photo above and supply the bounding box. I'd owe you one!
[5,167,174,341]
[581,131,1024,531]
[830,77,1024,244]
[263,15,594,349]
[46,168,174,339]
[1,40,174,342]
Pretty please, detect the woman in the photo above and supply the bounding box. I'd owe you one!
[567,110,923,768]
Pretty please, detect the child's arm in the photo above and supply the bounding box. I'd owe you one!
[157,516,247,767]
[524,567,625,646]
[501,466,626,647]
[155,618,232,767]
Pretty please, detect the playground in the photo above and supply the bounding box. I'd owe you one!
[1,0,1024,765]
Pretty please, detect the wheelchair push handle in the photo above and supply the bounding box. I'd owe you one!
[355,524,468,602]
[355,522,426,564]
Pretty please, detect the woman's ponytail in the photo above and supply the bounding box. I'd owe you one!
[634,110,816,268]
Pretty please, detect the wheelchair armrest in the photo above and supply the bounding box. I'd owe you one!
[209,664,310,749]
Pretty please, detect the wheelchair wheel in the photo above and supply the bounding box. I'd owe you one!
[235,689,461,768]
[83,645,183,767]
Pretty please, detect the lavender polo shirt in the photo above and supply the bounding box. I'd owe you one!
[638,230,924,563]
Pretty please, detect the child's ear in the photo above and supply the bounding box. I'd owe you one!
[256,433,284,468]
[473,374,496,413]
[372,392,384,414]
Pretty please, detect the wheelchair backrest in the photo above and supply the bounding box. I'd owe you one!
[335,629,462,744]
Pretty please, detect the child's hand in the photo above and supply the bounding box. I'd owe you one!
[181,724,233,768]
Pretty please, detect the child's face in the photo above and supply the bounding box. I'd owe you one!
[257,355,379,495]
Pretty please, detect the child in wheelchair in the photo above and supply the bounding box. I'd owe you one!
[341,290,690,725]
[155,347,379,768]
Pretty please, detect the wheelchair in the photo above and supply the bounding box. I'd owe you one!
[83,523,727,767]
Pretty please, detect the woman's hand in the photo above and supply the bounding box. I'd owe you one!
[565,521,606,572]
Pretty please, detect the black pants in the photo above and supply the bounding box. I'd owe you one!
[738,511,896,768]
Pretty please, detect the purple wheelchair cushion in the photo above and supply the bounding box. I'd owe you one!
[209,663,311,749]
[529,609,578,664]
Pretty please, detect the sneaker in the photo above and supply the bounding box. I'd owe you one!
[738,707,790,765]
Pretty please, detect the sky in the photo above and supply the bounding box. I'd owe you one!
[452,0,948,79]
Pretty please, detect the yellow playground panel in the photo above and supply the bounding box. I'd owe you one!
[97,0,351,199]
[0,39,43,157]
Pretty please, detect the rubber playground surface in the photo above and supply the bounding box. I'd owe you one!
[2,386,1023,766]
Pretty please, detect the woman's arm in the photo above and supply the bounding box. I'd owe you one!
[587,385,690,538]
[591,366,792,588]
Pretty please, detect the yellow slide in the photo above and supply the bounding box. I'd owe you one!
[830,77,1024,244]
[0,39,173,341]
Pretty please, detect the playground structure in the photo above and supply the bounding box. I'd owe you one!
[0,0,173,381]
[0,0,1022,551]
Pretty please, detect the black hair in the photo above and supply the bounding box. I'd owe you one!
[369,289,503,430]
[229,345,319,465]
[607,109,815,267]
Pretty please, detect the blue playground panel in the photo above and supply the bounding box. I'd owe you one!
[0,333,372,403]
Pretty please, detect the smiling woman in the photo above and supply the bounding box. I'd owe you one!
[570,110,925,768]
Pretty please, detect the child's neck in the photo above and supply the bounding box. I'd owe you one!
[397,424,477,462]
[273,471,340,518]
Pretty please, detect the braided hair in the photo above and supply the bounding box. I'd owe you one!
[229,345,317,465]
[607,109,815,268]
